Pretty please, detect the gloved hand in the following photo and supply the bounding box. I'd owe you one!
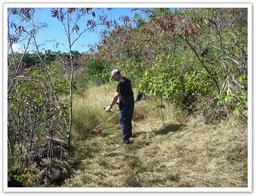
[105,105,112,112]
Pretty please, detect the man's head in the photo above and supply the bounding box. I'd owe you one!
[111,69,122,81]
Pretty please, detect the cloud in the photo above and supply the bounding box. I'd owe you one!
[11,44,24,53]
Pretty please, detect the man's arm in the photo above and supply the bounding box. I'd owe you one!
[105,91,120,112]
[109,92,120,108]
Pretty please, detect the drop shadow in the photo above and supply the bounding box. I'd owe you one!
[154,123,184,135]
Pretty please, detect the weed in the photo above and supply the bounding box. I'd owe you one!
[62,84,248,188]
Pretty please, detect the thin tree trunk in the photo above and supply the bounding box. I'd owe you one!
[184,38,221,94]
[67,56,74,148]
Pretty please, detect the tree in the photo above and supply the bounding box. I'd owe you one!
[93,8,248,120]
[51,8,115,147]
[7,9,69,180]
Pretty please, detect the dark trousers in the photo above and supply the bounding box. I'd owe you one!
[119,106,134,143]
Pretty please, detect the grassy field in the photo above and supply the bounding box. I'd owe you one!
[61,83,248,189]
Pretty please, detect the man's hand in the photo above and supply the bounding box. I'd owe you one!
[105,105,112,112]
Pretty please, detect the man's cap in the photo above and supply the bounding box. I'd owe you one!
[111,69,120,78]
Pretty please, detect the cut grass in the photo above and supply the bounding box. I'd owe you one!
[63,84,248,188]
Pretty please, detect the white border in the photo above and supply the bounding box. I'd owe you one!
[1,2,253,8]
[1,0,253,194]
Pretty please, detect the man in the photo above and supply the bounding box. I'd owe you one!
[105,69,134,144]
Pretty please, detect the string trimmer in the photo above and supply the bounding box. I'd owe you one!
[91,92,145,135]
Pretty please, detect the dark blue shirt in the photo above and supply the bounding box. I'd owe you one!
[116,77,134,110]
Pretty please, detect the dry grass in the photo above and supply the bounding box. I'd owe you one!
[63,84,248,188]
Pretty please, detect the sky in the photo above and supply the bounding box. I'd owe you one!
[8,8,139,54]
[8,2,251,55]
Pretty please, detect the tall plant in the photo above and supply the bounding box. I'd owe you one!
[51,8,113,147]
[7,8,65,158]
[138,8,248,119]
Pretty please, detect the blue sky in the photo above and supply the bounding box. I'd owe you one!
[9,8,139,54]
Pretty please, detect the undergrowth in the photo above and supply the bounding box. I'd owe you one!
[61,84,248,188]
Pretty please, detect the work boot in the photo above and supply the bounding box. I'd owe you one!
[122,140,131,144]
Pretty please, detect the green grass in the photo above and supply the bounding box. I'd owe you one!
[63,83,248,188]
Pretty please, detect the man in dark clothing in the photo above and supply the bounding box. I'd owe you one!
[105,69,134,144]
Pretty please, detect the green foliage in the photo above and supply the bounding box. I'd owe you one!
[217,74,248,118]
[48,63,78,95]
[115,58,145,86]
[84,56,109,85]
[72,105,100,136]
[8,164,25,185]
[8,78,50,157]
[137,54,213,106]
[8,64,69,159]
[22,54,40,67]
[133,12,147,29]
[53,78,70,95]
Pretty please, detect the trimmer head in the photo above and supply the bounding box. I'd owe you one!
[91,129,103,135]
